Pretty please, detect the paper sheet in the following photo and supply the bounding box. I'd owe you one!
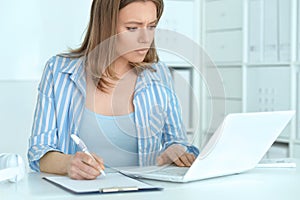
[44,172,162,194]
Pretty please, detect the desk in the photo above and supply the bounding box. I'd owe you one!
[1,160,300,200]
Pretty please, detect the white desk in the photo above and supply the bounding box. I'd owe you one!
[1,160,300,200]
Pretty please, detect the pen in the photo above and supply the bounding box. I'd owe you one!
[70,134,106,176]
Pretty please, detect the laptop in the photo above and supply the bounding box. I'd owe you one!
[119,111,295,182]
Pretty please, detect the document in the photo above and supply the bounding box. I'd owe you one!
[278,0,291,61]
[44,172,163,194]
[263,0,279,62]
[248,0,263,62]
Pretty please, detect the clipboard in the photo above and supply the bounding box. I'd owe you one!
[43,172,163,194]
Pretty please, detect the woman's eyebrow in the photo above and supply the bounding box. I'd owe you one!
[124,19,158,25]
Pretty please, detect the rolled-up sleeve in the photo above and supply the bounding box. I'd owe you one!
[27,57,60,171]
[160,63,199,156]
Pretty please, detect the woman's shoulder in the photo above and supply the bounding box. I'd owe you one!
[149,61,173,83]
[151,61,169,73]
[43,54,82,74]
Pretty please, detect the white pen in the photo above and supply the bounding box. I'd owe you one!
[70,134,106,176]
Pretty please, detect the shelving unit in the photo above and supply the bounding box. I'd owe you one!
[202,0,300,158]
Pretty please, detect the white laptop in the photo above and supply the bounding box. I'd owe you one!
[119,111,295,182]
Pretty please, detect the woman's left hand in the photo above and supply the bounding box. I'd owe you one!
[156,144,196,167]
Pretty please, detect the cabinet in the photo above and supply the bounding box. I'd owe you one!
[205,0,243,30]
[203,0,299,158]
[205,31,243,63]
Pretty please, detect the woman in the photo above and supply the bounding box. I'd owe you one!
[28,0,198,180]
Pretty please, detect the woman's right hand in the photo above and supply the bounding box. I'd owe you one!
[66,152,105,180]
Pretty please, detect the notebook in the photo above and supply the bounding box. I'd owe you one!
[119,111,295,182]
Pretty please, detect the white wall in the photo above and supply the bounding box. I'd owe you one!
[0,80,38,169]
[0,0,92,168]
[0,0,91,79]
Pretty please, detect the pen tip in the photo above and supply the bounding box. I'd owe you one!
[101,170,106,176]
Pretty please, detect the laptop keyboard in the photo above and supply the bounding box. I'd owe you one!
[147,166,189,176]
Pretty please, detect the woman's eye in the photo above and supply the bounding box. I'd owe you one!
[148,25,157,31]
[126,27,138,32]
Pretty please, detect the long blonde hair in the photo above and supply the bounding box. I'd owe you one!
[68,0,164,92]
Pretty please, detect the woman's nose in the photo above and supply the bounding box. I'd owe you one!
[138,28,152,44]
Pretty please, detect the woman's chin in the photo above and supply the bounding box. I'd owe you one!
[128,55,147,63]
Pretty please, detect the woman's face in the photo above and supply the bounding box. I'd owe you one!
[116,1,157,64]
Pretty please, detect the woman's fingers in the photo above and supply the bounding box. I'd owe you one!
[156,144,196,167]
[177,153,195,167]
[177,154,191,167]
[186,153,196,164]
[67,152,103,180]
[91,153,105,171]
[73,167,98,180]
[172,157,186,167]
[156,144,184,165]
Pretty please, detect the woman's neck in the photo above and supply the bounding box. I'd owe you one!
[113,58,133,78]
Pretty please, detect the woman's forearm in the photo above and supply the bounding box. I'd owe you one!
[39,151,72,175]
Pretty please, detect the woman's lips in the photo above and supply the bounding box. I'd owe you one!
[135,48,149,54]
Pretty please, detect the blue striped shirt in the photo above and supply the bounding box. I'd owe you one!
[27,55,199,171]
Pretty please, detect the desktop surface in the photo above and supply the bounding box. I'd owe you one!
[1,160,300,200]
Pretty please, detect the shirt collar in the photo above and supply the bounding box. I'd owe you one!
[135,67,161,94]
[60,56,86,97]
[60,56,85,75]
[60,57,161,96]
